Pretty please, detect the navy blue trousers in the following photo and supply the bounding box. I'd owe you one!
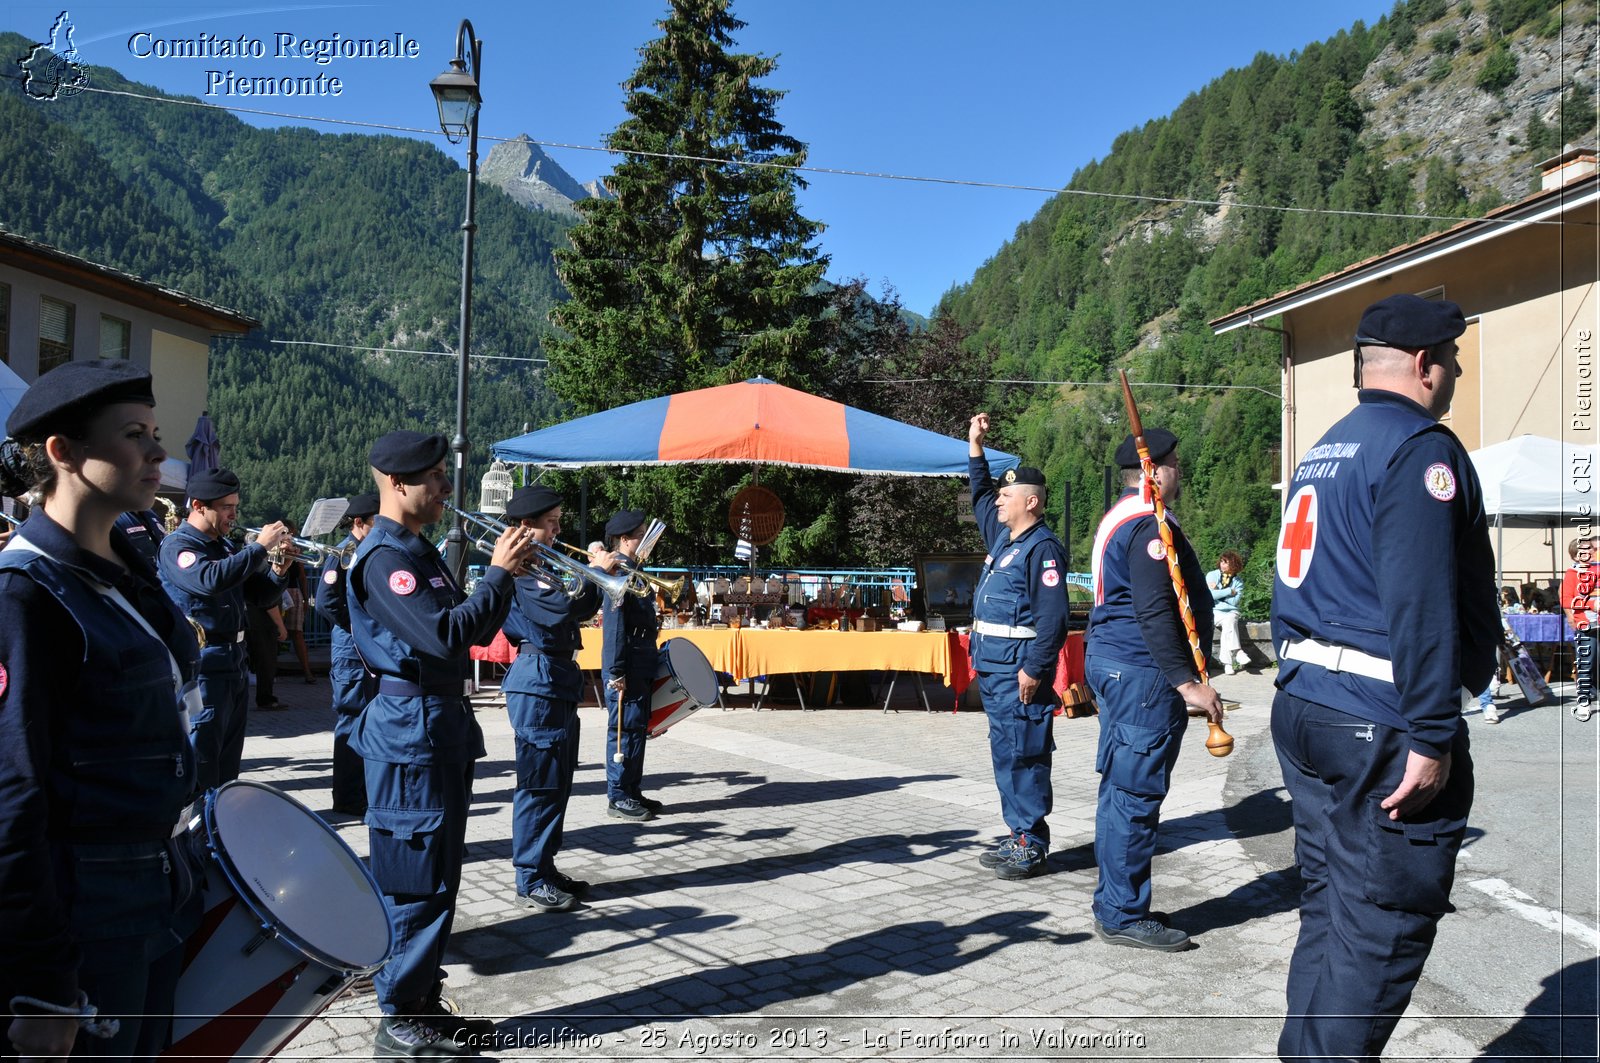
[192,668,248,790]
[364,759,474,1013]
[1085,653,1188,930]
[507,692,580,894]
[605,686,650,803]
[977,669,1055,849]
[1272,690,1473,1063]
[328,658,367,811]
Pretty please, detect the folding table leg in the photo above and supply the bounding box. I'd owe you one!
[915,672,931,713]
[881,671,899,714]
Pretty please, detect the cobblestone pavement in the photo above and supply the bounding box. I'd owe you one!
[217,665,1594,1061]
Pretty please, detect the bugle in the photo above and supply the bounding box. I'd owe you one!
[550,539,685,601]
[443,503,630,606]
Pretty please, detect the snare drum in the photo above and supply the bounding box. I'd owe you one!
[162,780,392,1062]
[647,638,719,737]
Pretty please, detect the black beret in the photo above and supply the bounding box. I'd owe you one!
[605,509,647,538]
[505,485,561,520]
[369,430,449,476]
[344,492,380,520]
[6,360,156,438]
[1115,428,1179,468]
[1355,294,1466,350]
[999,466,1047,488]
[188,467,241,503]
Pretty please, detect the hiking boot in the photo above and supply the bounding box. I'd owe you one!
[514,882,576,913]
[1094,918,1192,952]
[977,836,1018,869]
[607,798,655,821]
[634,794,664,813]
[548,869,589,897]
[375,1016,465,1057]
[993,841,1046,880]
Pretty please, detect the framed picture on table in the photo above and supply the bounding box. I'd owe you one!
[915,553,985,627]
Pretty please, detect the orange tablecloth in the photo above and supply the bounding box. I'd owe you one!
[481,627,958,686]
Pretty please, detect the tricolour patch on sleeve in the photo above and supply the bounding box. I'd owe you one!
[1424,462,1457,501]
[388,570,418,596]
[177,550,198,569]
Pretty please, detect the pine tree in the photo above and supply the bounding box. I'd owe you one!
[547,0,829,414]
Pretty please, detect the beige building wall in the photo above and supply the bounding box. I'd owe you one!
[1278,205,1597,583]
[150,329,209,448]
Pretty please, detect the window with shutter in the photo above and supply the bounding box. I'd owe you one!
[38,296,74,373]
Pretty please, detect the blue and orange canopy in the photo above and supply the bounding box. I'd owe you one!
[493,377,1018,477]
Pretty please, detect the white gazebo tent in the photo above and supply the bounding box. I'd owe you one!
[1469,434,1598,587]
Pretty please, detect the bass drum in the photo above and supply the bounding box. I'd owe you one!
[163,780,392,1062]
[647,637,720,737]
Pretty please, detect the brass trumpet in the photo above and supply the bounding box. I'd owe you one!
[550,540,686,601]
[443,503,631,606]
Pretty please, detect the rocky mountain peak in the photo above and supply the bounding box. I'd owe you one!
[481,133,595,215]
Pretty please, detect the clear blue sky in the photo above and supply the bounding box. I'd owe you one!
[18,1,1398,316]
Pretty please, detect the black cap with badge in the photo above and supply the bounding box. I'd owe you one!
[6,360,156,439]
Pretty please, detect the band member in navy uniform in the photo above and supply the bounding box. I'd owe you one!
[347,430,535,1057]
[1085,426,1222,951]
[966,414,1069,880]
[314,491,379,816]
[0,361,202,1059]
[158,468,288,790]
[599,510,664,822]
[501,485,614,912]
[114,506,167,566]
[1271,294,1498,1061]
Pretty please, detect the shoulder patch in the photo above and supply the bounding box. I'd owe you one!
[1146,538,1167,561]
[322,568,338,585]
[1276,484,1319,589]
[1424,462,1457,502]
[1043,559,1057,569]
[177,550,198,569]
[388,570,418,596]
[0,662,7,700]
[429,576,448,589]
[1042,569,1061,588]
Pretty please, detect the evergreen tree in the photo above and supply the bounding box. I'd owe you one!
[547,0,829,414]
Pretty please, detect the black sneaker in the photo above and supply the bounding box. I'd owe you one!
[1094,918,1192,952]
[414,995,496,1038]
[993,842,1047,880]
[634,794,664,813]
[375,1016,465,1057]
[977,836,1018,869]
[548,869,590,897]
[514,882,576,912]
[607,798,655,821]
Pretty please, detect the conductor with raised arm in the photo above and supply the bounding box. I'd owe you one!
[966,413,1069,881]
[346,430,536,1057]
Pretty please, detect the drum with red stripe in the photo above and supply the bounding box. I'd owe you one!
[162,780,392,1062]
[647,638,719,737]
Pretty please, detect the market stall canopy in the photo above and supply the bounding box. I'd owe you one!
[1469,434,1596,519]
[0,360,28,425]
[493,377,1019,476]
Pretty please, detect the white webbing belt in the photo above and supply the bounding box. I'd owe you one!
[971,620,1038,639]
[1279,639,1394,684]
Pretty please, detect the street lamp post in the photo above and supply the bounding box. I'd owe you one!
[431,19,482,583]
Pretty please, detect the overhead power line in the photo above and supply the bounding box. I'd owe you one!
[268,338,546,363]
[866,377,1283,399]
[67,82,1565,231]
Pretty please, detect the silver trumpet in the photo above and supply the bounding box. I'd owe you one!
[443,503,630,606]
[246,529,358,569]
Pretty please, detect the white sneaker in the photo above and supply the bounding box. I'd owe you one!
[1575,705,1595,722]
[1235,652,1250,668]
[1482,708,1500,724]
[1224,664,1236,676]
